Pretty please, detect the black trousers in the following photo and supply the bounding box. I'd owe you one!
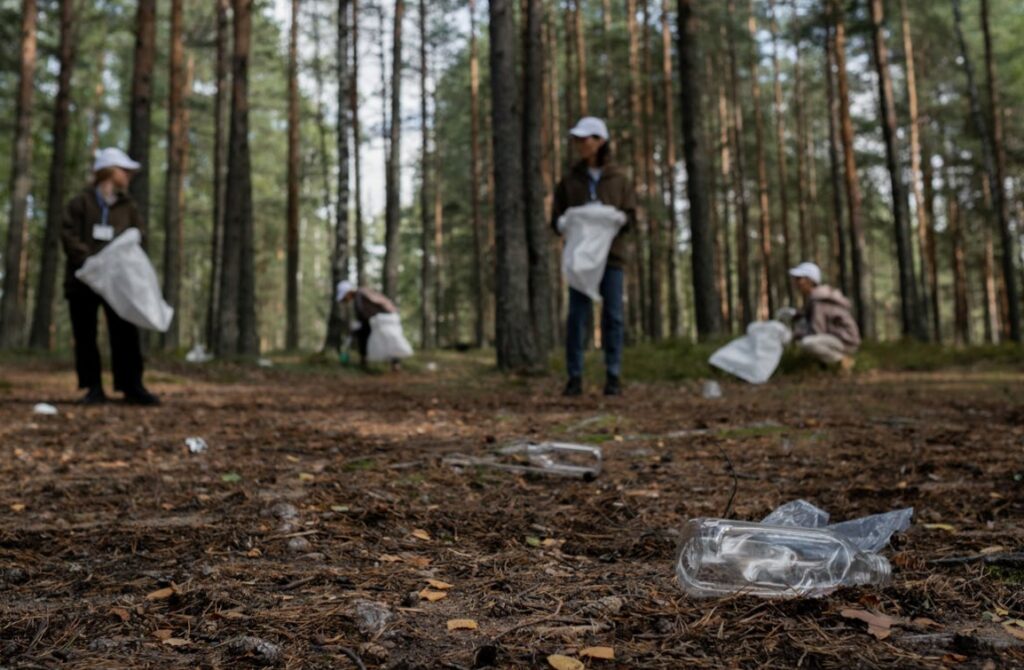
[68,287,144,392]
[355,319,372,362]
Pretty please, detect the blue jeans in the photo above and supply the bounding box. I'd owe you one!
[566,267,624,379]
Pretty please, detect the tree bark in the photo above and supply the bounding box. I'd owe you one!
[870,0,924,340]
[602,0,615,120]
[979,0,1020,341]
[642,0,663,340]
[922,141,940,340]
[747,3,773,321]
[207,0,229,349]
[29,0,74,350]
[382,0,404,298]
[162,0,188,350]
[948,170,969,344]
[679,0,721,339]
[574,0,588,116]
[626,0,649,339]
[489,0,539,371]
[716,55,735,331]
[419,0,436,349]
[768,0,793,306]
[524,0,554,354]
[469,0,485,347]
[726,4,753,327]
[128,0,156,224]
[351,0,365,288]
[832,1,871,337]
[325,0,352,352]
[793,40,809,263]
[285,0,301,350]
[662,0,680,337]
[824,26,847,292]
[0,0,37,348]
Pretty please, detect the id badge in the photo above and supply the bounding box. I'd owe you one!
[92,224,114,241]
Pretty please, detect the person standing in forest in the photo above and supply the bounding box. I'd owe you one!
[335,280,403,371]
[788,261,860,370]
[60,148,160,405]
[552,117,637,397]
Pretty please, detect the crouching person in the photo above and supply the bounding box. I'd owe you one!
[788,262,860,371]
[335,280,401,370]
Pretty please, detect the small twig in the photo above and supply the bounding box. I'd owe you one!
[279,575,317,591]
[929,552,1024,567]
[337,646,367,670]
[716,446,739,518]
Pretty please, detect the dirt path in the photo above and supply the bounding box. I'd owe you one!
[1,359,1023,668]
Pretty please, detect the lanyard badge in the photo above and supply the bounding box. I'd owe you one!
[92,189,115,241]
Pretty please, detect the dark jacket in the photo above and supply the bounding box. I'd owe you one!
[354,287,398,323]
[794,284,862,350]
[61,187,146,297]
[550,161,637,269]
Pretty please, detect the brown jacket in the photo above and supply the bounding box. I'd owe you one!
[550,161,637,269]
[61,187,146,296]
[796,285,861,350]
[354,287,397,323]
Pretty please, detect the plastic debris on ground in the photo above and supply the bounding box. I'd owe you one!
[33,403,58,416]
[185,437,208,454]
[257,358,273,368]
[701,380,723,399]
[676,500,912,598]
[444,441,603,480]
[185,344,214,363]
[708,320,792,384]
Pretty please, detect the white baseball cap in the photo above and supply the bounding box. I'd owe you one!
[335,280,355,302]
[569,116,609,141]
[93,147,141,173]
[788,262,822,285]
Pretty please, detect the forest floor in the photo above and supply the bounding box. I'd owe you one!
[1,351,1023,669]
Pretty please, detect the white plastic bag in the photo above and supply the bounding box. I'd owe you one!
[366,313,413,362]
[74,228,173,332]
[559,203,626,301]
[708,320,792,384]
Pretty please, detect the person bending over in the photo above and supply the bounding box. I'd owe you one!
[788,262,860,371]
[335,280,400,370]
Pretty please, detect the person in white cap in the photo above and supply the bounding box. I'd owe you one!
[335,280,400,370]
[788,261,861,369]
[551,117,637,397]
[59,147,159,405]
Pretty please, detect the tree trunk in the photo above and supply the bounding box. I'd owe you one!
[602,0,615,120]
[870,0,924,340]
[217,0,256,357]
[832,1,871,337]
[351,0,365,288]
[979,0,1020,341]
[662,0,680,337]
[626,0,649,340]
[824,26,847,292]
[0,0,37,348]
[747,3,773,321]
[285,0,301,350]
[726,5,753,327]
[383,0,404,298]
[716,55,735,331]
[128,0,156,224]
[207,0,229,349]
[793,40,809,263]
[161,0,186,350]
[574,0,588,116]
[432,76,445,344]
[469,0,485,347]
[489,0,539,371]
[923,141,940,340]
[325,0,352,352]
[679,0,721,339]
[642,0,663,340]
[768,0,793,305]
[29,0,73,350]
[524,0,554,354]
[418,0,436,349]
[900,0,934,339]
[946,169,969,344]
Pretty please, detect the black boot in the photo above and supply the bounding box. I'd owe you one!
[79,387,107,405]
[604,374,622,397]
[124,385,160,406]
[562,376,583,397]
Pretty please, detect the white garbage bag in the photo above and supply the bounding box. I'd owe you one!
[367,313,413,362]
[74,228,174,332]
[559,203,627,301]
[708,320,792,384]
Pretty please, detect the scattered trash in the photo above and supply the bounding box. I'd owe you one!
[354,599,393,636]
[227,636,282,665]
[708,320,792,384]
[257,357,273,368]
[33,403,58,415]
[185,344,213,363]
[367,313,414,362]
[445,441,603,480]
[676,501,912,598]
[425,361,439,372]
[701,380,723,399]
[185,437,208,454]
[269,502,298,520]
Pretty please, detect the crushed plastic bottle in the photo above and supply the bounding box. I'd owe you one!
[185,437,208,454]
[33,403,58,415]
[444,441,602,480]
[675,518,892,598]
[701,380,723,399]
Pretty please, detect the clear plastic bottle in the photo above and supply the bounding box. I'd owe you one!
[675,518,891,598]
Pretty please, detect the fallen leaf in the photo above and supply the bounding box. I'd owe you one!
[426,579,453,590]
[541,538,564,547]
[923,523,956,533]
[152,629,173,640]
[330,505,350,512]
[221,472,242,483]
[419,588,448,602]
[980,545,1007,555]
[401,554,431,567]
[525,535,542,547]
[9,503,26,512]
[109,607,130,623]
[547,655,585,670]
[298,472,315,481]
[995,607,1010,616]
[162,638,190,647]
[942,653,968,663]
[840,608,897,640]
[624,489,660,498]
[160,503,176,511]
[580,646,616,659]
[911,617,939,628]
[246,548,262,558]
[378,554,402,563]
[1003,620,1024,642]
[146,587,176,601]
[285,455,300,463]
[220,610,247,620]
[447,619,478,631]
[412,529,431,541]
